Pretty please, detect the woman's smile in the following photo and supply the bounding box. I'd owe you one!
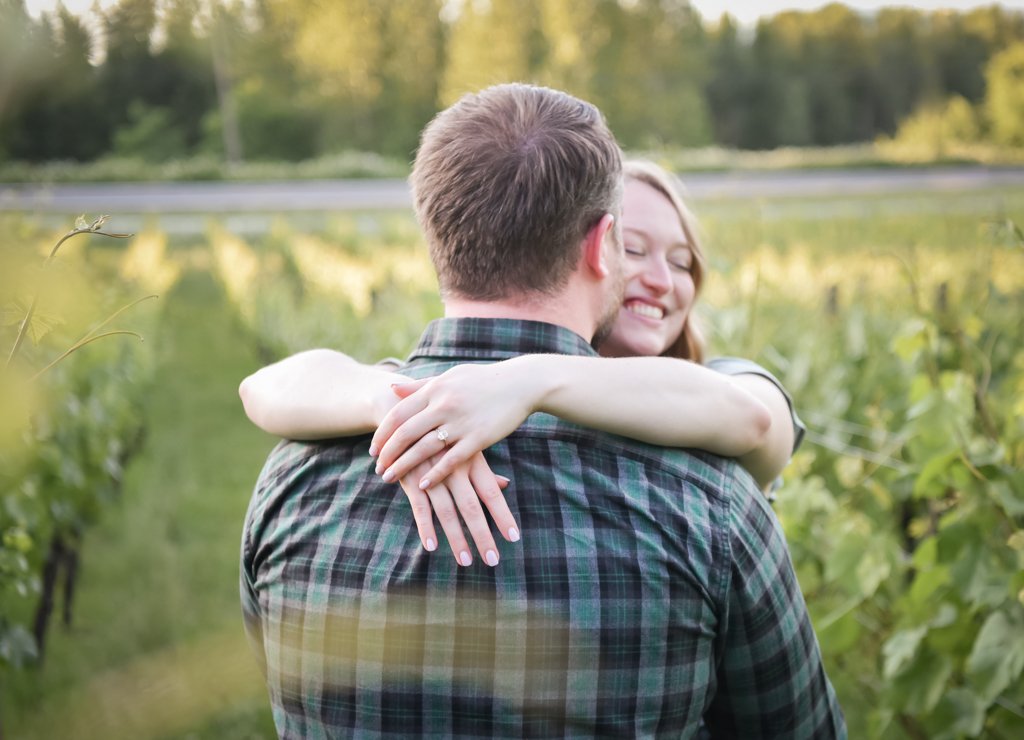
[600,179,696,358]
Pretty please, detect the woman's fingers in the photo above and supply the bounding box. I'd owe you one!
[445,468,500,566]
[468,454,520,543]
[415,441,477,489]
[380,428,449,483]
[398,465,440,553]
[390,377,429,398]
[370,391,429,458]
[395,455,516,565]
[423,482,475,566]
[372,401,437,469]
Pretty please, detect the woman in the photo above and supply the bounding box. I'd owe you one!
[240,161,804,566]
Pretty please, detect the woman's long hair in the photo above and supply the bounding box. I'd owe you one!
[623,160,707,363]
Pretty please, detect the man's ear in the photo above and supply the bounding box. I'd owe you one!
[582,213,617,279]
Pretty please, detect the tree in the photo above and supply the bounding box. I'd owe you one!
[985,41,1024,147]
[535,0,601,101]
[739,19,811,149]
[151,0,217,150]
[111,102,189,161]
[705,13,749,147]
[589,0,712,149]
[440,0,539,106]
[932,11,991,104]
[872,8,938,135]
[2,5,106,161]
[366,0,444,157]
[261,0,442,157]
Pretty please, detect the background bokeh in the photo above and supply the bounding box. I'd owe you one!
[2,1,1023,739]
[3,0,1024,172]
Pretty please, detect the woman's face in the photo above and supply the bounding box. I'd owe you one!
[599,179,696,358]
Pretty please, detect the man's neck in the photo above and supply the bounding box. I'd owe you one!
[444,293,595,343]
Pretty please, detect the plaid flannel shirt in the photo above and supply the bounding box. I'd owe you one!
[241,318,846,739]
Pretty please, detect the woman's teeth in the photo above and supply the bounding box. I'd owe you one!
[625,301,664,319]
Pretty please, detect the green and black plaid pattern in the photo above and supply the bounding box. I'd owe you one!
[241,318,845,738]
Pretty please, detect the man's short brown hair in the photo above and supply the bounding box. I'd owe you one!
[411,83,623,301]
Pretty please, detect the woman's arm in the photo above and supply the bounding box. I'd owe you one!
[727,374,796,490]
[239,349,520,563]
[239,349,405,439]
[372,354,774,488]
[704,357,805,491]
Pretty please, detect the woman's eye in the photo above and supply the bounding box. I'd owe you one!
[624,245,645,257]
[668,250,693,272]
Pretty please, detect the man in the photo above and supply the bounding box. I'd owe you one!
[241,83,846,738]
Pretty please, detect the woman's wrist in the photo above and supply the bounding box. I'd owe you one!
[522,354,572,417]
[367,371,407,427]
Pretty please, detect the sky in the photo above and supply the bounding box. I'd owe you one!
[693,0,1024,24]
[22,0,1024,26]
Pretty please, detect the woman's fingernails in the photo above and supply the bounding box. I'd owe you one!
[425,538,436,552]
[368,444,378,457]
[459,551,472,566]
[485,550,499,567]
[496,475,510,484]
[508,526,520,542]
[419,477,430,490]
[381,468,396,483]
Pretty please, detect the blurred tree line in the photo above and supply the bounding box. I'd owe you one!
[2,0,1024,164]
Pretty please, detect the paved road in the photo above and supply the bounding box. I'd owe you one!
[3,166,1023,214]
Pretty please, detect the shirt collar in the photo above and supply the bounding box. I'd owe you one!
[407,318,599,362]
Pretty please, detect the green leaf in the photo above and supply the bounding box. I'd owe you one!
[1,302,28,327]
[2,527,33,553]
[966,610,1024,703]
[913,449,960,499]
[816,609,862,654]
[1009,530,1024,552]
[883,626,927,679]
[912,537,938,568]
[927,688,986,740]
[856,546,891,598]
[906,569,951,623]
[902,651,953,714]
[892,319,929,363]
[0,625,38,668]
[993,480,1024,518]
[929,603,958,629]
[22,309,64,345]
[951,544,1013,609]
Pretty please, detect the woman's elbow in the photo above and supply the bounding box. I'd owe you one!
[238,374,266,428]
[743,400,773,454]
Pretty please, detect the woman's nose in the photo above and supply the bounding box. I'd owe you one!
[640,254,672,294]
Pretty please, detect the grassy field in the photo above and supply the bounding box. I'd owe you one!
[3,269,278,739]
[3,144,1024,185]
[2,187,1022,738]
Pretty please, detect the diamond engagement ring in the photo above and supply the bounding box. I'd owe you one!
[436,428,450,445]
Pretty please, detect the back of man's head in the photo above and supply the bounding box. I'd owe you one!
[411,83,623,302]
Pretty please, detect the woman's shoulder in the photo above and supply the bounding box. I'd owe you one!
[705,355,806,456]
[705,356,773,378]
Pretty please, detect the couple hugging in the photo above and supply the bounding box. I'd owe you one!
[239,84,846,738]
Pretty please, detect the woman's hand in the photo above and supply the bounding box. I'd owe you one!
[371,361,540,490]
[398,451,520,566]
